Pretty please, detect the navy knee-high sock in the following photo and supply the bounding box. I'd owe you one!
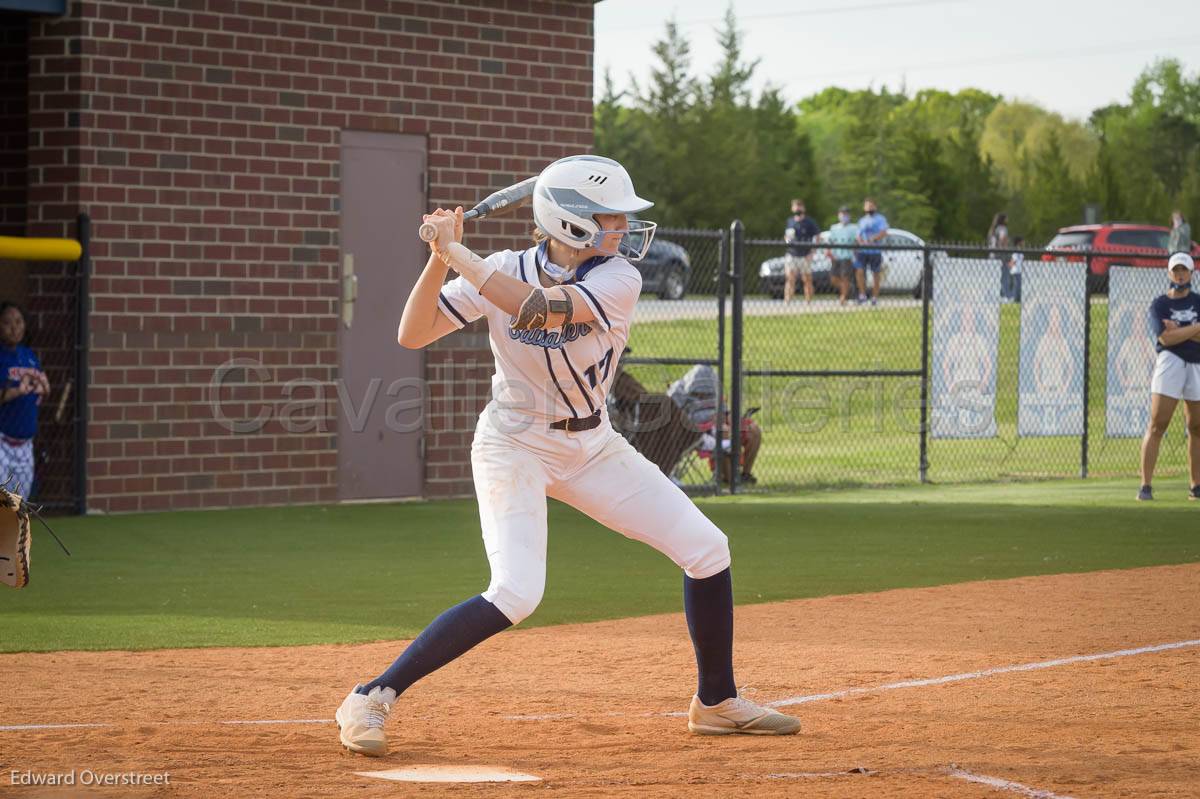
[361,595,513,697]
[683,567,737,705]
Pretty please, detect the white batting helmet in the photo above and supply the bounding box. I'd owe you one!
[532,155,657,261]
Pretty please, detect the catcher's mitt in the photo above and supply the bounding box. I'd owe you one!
[0,486,69,589]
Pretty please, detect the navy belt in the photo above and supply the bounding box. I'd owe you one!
[549,410,601,432]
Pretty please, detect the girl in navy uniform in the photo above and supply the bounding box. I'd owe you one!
[1139,253,1200,501]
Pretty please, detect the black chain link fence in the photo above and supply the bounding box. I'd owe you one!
[738,232,927,488]
[6,216,1186,507]
[609,227,728,494]
[0,215,88,512]
[616,222,1195,493]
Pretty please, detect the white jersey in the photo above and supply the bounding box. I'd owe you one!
[436,244,642,423]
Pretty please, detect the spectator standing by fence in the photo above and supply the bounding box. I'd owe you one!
[855,198,888,306]
[0,302,50,498]
[828,206,858,306]
[1009,237,1025,303]
[1169,211,1191,255]
[783,199,820,304]
[988,213,1013,301]
[1138,253,1200,502]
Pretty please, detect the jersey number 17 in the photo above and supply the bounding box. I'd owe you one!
[584,347,614,389]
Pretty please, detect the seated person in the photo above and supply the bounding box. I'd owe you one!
[667,365,762,485]
[608,366,702,478]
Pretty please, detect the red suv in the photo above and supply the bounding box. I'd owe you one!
[1044,223,1200,292]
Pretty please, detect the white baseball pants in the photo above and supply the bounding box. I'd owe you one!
[472,403,731,624]
[0,438,34,498]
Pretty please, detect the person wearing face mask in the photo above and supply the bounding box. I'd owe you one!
[855,198,889,306]
[783,199,820,303]
[827,206,858,306]
[1168,211,1191,256]
[1138,252,1200,502]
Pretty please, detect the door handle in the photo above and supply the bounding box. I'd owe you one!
[342,253,358,329]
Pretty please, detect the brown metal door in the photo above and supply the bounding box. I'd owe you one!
[338,131,426,499]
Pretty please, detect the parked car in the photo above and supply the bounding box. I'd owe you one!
[757,229,926,298]
[635,235,691,300]
[1042,223,1200,293]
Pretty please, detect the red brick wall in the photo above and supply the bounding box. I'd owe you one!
[24,0,595,512]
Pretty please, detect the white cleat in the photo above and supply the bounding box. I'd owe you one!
[687,693,801,736]
[335,684,396,756]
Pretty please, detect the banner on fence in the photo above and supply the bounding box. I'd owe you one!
[932,257,1001,439]
[1017,260,1086,436]
[1106,267,1197,437]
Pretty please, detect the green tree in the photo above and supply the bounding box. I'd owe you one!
[596,12,1198,245]
[1087,59,1200,226]
[980,101,1097,193]
[623,17,700,229]
[691,7,818,235]
[1025,131,1083,240]
[887,89,1004,239]
[706,5,758,107]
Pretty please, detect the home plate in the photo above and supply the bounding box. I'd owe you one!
[355,765,541,783]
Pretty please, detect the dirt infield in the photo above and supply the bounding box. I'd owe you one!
[3,563,1198,798]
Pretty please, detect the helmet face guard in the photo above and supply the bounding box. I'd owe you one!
[587,219,657,261]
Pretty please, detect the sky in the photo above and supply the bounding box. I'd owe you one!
[593,0,1200,120]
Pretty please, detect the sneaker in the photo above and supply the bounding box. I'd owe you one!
[1189,485,1200,501]
[739,472,757,485]
[1136,485,1153,501]
[857,295,868,305]
[336,684,396,756]
[870,298,878,307]
[687,693,801,736]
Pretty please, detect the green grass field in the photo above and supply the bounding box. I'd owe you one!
[4,478,1196,653]
[626,299,1192,488]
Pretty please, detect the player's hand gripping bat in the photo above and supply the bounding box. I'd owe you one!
[417,176,537,242]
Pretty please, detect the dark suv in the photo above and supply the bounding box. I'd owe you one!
[635,236,691,300]
[1044,223,1200,292]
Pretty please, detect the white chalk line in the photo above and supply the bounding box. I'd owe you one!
[0,722,113,731]
[4,637,1198,732]
[946,766,1077,799]
[0,719,333,732]
[766,637,1200,709]
[219,718,331,726]
[507,637,1200,720]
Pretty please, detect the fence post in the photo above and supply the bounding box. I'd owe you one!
[729,220,744,495]
[716,227,729,495]
[918,246,931,483]
[1080,254,1090,479]
[75,212,89,514]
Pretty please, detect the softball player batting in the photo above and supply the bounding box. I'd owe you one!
[335,155,800,756]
